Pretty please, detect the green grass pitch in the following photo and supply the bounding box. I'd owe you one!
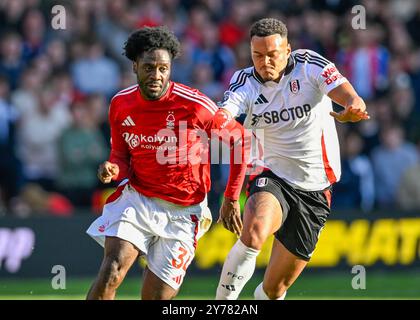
[1,270,419,300]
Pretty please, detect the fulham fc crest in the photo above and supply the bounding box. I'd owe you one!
[256,178,268,187]
[289,79,300,94]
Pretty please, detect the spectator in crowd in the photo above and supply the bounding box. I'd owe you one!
[337,24,390,100]
[135,0,164,28]
[371,125,418,208]
[218,0,251,48]
[0,75,21,210]
[190,62,224,101]
[407,49,420,123]
[231,40,252,72]
[71,39,120,98]
[84,93,110,148]
[397,163,420,210]
[16,84,71,191]
[20,9,47,62]
[56,99,107,208]
[0,33,26,90]
[333,130,375,212]
[406,1,420,46]
[310,0,358,16]
[50,71,78,108]
[45,39,68,72]
[396,136,420,210]
[192,21,235,82]
[183,5,211,46]
[95,0,132,68]
[389,75,418,142]
[0,0,27,32]
[171,40,195,85]
[10,66,43,116]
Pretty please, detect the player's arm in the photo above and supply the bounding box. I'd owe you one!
[212,108,247,237]
[327,82,370,123]
[213,71,251,236]
[304,49,370,123]
[98,101,130,184]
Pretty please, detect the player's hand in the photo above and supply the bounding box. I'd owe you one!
[330,101,370,123]
[217,197,242,237]
[97,161,119,184]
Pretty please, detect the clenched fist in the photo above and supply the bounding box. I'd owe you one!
[97,161,119,183]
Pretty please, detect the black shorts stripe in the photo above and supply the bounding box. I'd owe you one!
[294,52,331,65]
[294,57,327,69]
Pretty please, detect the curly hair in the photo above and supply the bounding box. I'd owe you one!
[250,18,288,39]
[124,26,181,61]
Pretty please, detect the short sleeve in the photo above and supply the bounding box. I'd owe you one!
[192,90,219,135]
[220,70,251,118]
[297,50,349,95]
[108,99,129,158]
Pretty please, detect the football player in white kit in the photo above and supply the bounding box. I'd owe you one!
[216,18,370,300]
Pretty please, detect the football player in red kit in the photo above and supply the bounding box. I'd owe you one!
[86,26,246,300]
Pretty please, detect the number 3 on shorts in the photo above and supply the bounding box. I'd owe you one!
[171,247,192,271]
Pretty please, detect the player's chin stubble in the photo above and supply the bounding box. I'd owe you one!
[139,83,164,100]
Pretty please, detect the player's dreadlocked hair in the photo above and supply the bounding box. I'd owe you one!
[124,26,181,61]
[250,18,288,39]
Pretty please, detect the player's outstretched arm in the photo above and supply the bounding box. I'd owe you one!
[328,82,370,123]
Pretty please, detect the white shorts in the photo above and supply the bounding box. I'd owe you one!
[86,181,212,290]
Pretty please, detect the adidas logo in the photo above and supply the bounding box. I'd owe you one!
[221,284,236,291]
[254,94,268,105]
[122,116,135,126]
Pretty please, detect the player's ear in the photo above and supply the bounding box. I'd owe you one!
[286,43,291,58]
[132,61,138,74]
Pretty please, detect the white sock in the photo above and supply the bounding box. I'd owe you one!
[254,282,287,300]
[215,239,260,300]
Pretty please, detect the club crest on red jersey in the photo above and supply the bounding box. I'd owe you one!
[166,111,175,129]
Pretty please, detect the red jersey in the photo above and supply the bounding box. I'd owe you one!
[108,81,219,206]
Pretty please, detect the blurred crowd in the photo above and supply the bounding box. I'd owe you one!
[0,0,419,218]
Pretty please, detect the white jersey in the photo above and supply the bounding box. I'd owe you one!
[221,49,348,191]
